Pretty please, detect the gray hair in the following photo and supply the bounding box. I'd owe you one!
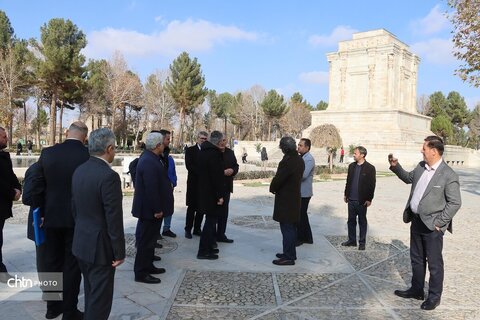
[145,131,164,150]
[279,136,296,154]
[356,146,367,157]
[198,131,208,138]
[209,130,223,146]
[88,128,116,155]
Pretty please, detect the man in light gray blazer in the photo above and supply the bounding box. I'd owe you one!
[389,136,461,311]
[296,138,315,245]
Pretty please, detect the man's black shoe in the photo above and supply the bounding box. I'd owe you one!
[192,230,202,236]
[272,258,295,266]
[276,253,297,260]
[394,288,424,300]
[341,240,357,247]
[162,230,177,238]
[358,244,366,250]
[45,309,63,319]
[61,310,83,320]
[217,238,234,243]
[149,267,166,274]
[420,298,441,310]
[153,255,161,261]
[155,242,163,248]
[135,275,161,284]
[185,231,192,239]
[210,248,219,254]
[197,253,218,260]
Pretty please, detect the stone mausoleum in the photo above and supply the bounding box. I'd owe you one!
[303,29,479,169]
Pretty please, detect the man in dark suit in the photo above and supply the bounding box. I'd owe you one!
[270,136,304,266]
[197,131,226,260]
[0,127,21,283]
[342,146,376,251]
[132,131,173,284]
[71,128,125,320]
[36,121,89,320]
[390,136,461,310]
[216,137,239,243]
[184,131,208,239]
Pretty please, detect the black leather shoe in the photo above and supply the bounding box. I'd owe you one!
[394,288,424,300]
[153,255,161,261]
[341,240,357,247]
[45,309,63,319]
[135,275,161,284]
[276,253,297,260]
[217,237,234,243]
[162,230,177,238]
[185,231,192,239]
[421,298,440,310]
[192,230,202,236]
[272,258,295,266]
[149,267,166,274]
[197,253,218,260]
[61,310,83,320]
[210,248,219,254]
[155,242,163,248]
[358,244,366,250]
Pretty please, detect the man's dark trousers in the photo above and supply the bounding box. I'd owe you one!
[280,222,297,260]
[216,193,231,240]
[185,206,204,233]
[199,215,218,255]
[347,200,367,245]
[77,259,115,320]
[44,227,81,318]
[134,219,160,277]
[0,219,5,272]
[297,197,313,243]
[410,215,444,300]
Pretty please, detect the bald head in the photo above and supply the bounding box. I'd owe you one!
[67,121,88,142]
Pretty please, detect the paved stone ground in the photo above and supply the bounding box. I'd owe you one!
[0,166,479,320]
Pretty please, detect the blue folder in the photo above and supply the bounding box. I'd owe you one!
[33,207,45,246]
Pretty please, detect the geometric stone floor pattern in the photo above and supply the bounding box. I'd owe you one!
[166,235,480,320]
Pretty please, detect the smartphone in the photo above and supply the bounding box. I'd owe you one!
[388,154,394,161]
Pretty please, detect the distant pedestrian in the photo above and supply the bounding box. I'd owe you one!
[16,141,22,155]
[270,137,304,266]
[261,147,268,171]
[241,147,248,163]
[27,140,33,155]
[339,146,344,163]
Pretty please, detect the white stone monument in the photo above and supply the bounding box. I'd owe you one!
[303,29,436,168]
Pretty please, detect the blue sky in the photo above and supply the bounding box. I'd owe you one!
[2,0,479,109]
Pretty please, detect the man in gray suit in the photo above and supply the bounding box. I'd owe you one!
[296,138,315,245]
[72,128,125,320]
[389,135,461,311]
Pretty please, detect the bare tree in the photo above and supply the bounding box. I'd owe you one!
[309,124,343,172]
[416,94,430,115]
[145,70,176,129]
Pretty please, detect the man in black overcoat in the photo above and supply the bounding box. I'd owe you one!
[216,138,239,243]
[270,136,304,266]
[72,128,125,320]
[184,131,208,238]
[197,131,226,260]
[0,127,21,283]
[36,121,89,320]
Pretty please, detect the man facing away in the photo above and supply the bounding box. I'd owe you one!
[184,131,208,238]
[132,131,173,284]
[296,138,315,246]
[36,121,89,320]
[0,127,22,283]
[196,131,226,260]
[270,137,304,266]
[342,146,376,251]
[390,136,461,311]
[216,136,239,244]
[72,128,125,320]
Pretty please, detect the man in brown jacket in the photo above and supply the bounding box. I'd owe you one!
[270,136,304,266]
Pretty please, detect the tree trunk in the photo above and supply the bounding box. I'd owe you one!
[122,106,127,148]
[7,112,13,147]
[268,120,272,141]
[224,117,227,136]
[178,107,185,148]
[110,105,116,132]
[329,151,333,173]
[36,104,41,151]
[58,101,64,143]
[23,101,28,145]
[49,94,57,146]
